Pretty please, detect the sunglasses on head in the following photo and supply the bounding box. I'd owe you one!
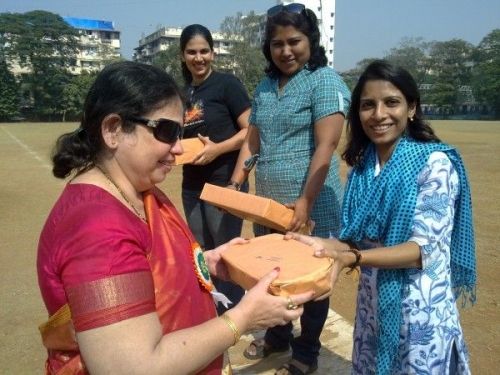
[267,3,305,17]
[128,117,183,144]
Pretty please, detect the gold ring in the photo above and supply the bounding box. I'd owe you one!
[286,296,298,310]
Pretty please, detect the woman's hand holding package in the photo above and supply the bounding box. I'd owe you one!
[204,237,248,280]
[285,196,312,233]
[285,232,353,300]
[228,268,315,334]
[192,134,220,165]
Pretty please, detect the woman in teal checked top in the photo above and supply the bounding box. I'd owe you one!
[229,4,351,375]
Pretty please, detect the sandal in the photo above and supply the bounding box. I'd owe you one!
[243,338,290,360]
[275,360,318,375]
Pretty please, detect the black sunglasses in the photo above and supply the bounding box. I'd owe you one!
[267,3,305,17]
[129,117,183,144]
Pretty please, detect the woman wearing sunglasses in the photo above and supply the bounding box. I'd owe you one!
[229,4,351,375]
[179,24,251,314]
[37,61,314,375]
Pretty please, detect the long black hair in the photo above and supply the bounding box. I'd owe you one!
[262,8,327,77]
[179,24,214,84]
[52,61,183,178]
[343,60,440,167]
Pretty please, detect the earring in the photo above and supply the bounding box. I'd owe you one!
[409,116,414,122]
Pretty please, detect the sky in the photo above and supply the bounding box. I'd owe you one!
[1,0,499,72]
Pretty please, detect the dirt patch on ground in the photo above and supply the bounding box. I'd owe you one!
[0,121,498,373]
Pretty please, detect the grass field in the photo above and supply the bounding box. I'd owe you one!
[0,120,498,374]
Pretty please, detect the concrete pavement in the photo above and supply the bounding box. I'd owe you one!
[227,309,353,374]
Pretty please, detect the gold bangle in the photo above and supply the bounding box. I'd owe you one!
[220,313,241,346]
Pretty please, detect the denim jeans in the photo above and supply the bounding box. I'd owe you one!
[264,297,329,367]
[182,182,248,315]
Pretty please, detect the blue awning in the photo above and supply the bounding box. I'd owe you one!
[63,17,116,31]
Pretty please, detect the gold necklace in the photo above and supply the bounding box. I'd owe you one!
[96,165,147,222]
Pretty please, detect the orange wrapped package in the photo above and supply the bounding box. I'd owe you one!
[222,233,333,296]
[200,183,310,233]
[174,138,204,165]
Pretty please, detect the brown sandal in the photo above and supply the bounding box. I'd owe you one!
[243,338,290,360]
[275,360,318,375]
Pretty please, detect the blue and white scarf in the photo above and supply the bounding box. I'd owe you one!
[339,137,476,374]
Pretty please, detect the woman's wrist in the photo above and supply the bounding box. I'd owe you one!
[342,248,362,274]
[224,307,249,337]
[220,313,241,346]
[227,180,242,191]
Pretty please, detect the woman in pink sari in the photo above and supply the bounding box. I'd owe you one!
[37,61,314,375]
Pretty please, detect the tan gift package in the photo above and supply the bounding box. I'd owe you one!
[200,183,311,233]
[174,138,204,165]
[222,233,332,296]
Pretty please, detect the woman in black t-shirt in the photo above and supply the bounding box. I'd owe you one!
[180,24,251,314]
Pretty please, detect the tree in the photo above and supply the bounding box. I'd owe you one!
[0,59,20,121]
[61,71,98,121]
[220,11,264,47]
[471,29,500,117]
[384,37,430,85]
[339,58,379,91]
[425,39,474,109]
[151,41,183,87]
[220,11,267,95]
[0,10,79,120]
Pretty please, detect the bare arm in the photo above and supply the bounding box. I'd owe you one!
[286,233,422,300]
[288,113,344,231]
[77,268,314,375]
[228,124,261,187]
[192,108,250,165]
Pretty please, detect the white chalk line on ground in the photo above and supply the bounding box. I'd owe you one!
[0,126,51,170]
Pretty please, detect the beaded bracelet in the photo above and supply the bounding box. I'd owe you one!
[343,248,362,275]
[220,313,241,346]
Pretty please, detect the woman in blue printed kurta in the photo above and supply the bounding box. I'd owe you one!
[229,4,350,375]
[289,60,476,374]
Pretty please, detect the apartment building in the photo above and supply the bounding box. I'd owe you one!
[280,0,336,67]
[133,26,233,65]
[63,17,121,74]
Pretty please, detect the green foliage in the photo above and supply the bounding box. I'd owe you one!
[61,71,98,121]
[21,66,72,120]
[220,11,264,47]
[384,37,430,85]
[0,10,79,120]
[425,39,474,109]
[220,11,267,95]
[220,43,266,96]
[0,59,20,121]
[339,58,379,91]
[0,10,79,70]
[471,29,500,116]
[151,41,183,87]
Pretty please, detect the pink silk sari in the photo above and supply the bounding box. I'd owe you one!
[39,187,222,374]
